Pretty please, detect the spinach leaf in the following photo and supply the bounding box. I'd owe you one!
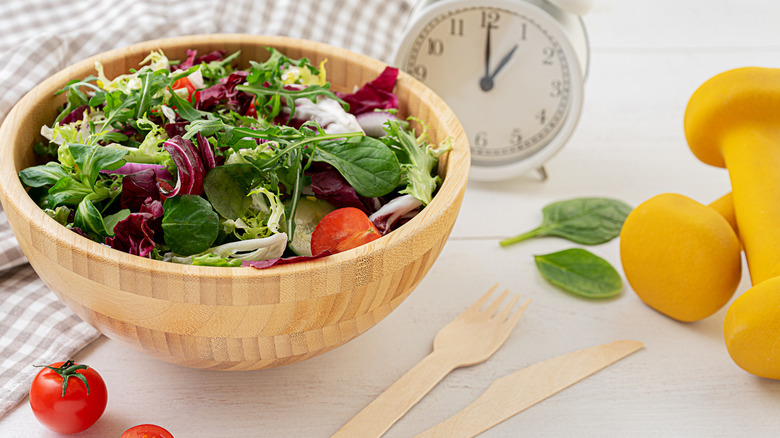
[203,164,257,219]
[534,248,622,299]
[501,197,632,247]
[162,195,219,256]
[19,162,69,188]
[310,136,401,198]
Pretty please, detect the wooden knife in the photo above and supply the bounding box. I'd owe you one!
[414,340,644,438]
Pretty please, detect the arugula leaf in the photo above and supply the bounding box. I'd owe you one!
[501,198,633,247]
[237,47,345,121]
[534,248,623,299]
[162,195,219,256]
[168,85,209,122]
[310,136,401,198]
[53,78,100,124]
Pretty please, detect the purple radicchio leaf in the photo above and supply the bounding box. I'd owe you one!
[120,169,160,211]
[194,83,227,112]
[196,133,217,171]
[164,121,189,139]
[140,197,164,240]
[242,251,331,270]
[161,135,205,196]
[105,212,158,257]
[369,194,422,235]
[195,71,253,115]
[336,66,399,116]
[60,105,88,125]
[103,162,173,180]
[140,197,164,218]
[171,49,227,72]
[308,165,381,214]
[71,227,90,238]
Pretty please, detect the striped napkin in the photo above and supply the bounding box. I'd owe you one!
[0,0,412,418]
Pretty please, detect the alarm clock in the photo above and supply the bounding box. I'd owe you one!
[393,0,591,181]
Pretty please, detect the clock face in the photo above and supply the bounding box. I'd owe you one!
[402,5,574,168]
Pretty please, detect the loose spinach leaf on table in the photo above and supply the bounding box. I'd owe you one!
[501,197,632,247]
[534,248,623,299]
[162,195,219,256]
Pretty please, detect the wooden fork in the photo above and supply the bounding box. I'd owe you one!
[332,284,530,438]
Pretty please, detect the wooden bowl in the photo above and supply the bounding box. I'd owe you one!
[0,34,469,370]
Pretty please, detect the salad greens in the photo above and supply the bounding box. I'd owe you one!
[20,48,451,266]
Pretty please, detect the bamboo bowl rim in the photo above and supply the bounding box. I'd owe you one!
[0,34,470,282]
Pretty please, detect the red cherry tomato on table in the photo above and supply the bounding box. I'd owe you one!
[29,360,107,434]
[310,207,382,255]
[121,423,175,438]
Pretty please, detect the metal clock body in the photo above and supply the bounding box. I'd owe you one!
[393,0,590,181]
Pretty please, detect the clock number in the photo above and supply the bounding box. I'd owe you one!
[428,38,444,56]
[520,23,527,41]
[536,109,547,125]
[474,131,488,148]
[510,129,523,145]
[550,80,562,97]
[481,10,500,28]
[450,18,464,36]
[542,47,555,65]
[411,64,427,81]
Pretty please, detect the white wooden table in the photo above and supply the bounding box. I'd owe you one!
[4,1,780,436]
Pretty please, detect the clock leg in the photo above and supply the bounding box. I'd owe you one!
[536,166,549,182]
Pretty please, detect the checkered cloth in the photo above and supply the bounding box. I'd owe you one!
[0,0,412,418]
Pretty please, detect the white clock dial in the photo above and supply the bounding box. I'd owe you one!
[398,3,583,173]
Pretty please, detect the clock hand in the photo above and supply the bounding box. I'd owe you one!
[488,44,519,81]
[480,24,494,92]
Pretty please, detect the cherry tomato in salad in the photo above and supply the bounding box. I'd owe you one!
[29,360,108,434]
[171,77,198,103]
[310,207,381,255]
[121,423,175,438]
[245,96,258,118]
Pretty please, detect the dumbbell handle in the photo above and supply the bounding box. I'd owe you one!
[722,129,780,284]
[708,193,737,234]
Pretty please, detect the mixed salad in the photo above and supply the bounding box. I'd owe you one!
[19,48,451,268]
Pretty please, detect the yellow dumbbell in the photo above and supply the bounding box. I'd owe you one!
[686,67,780,379]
